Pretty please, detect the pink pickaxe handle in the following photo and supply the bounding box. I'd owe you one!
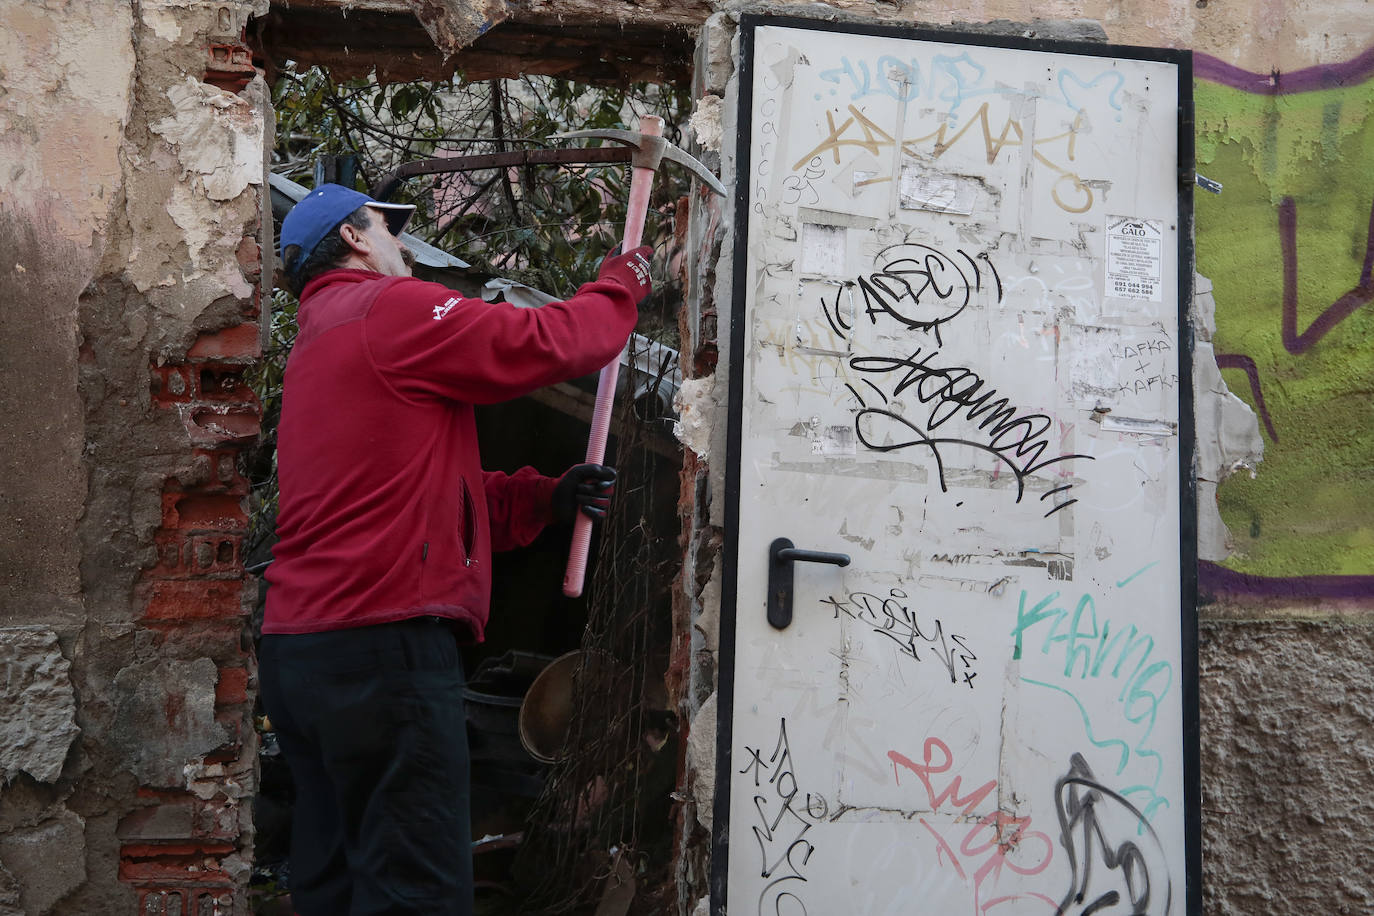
[562,116,663,598]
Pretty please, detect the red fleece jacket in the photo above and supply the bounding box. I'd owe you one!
[262,268,639,638]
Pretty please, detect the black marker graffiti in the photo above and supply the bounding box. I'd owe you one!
[740,718,826,915]
[821,589,978,687]
[1106,335,1179,398]
[847,344,1091,505]
[822,246,1085,510]
[783,157,826,206]
[1054,753,1173,916]
[822,244,1002,347]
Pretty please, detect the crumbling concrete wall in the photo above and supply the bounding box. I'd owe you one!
[0,0,267,912]
[676,4,1374,915]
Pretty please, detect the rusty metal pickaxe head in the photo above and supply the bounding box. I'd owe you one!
[551,124,727,197]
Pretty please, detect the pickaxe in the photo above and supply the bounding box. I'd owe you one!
[552,116,727,597]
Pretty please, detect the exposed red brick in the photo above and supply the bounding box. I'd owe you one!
[120,839,235,868]
[241,287,262,320]
[235,235,260,275]
[169,494,247,531]
[151,365,195,405]
[152,534,184,576]
[198,366,254,402]
[188,406,260,445]
[120,841,226,859]
[135,887,236,916]
[122,840,234,862]
[204,42,257,93]
[211,449,249,490]
[205,535,239,570]
[148,533,239,577]
[215,667,249,707]
[187,324,261,361]
[158,449,251,495]
[142,579,245,621]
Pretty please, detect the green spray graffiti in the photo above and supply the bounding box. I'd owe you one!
[1195,72,1374,579]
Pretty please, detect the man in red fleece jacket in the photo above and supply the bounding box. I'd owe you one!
[258,183,651,916]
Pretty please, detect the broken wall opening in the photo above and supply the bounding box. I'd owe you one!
[248,61,697,912]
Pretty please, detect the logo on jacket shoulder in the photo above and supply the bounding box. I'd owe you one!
[433,297,460,320]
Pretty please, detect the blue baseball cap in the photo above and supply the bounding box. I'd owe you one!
[279,183,416,276]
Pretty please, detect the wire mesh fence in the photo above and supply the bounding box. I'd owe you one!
[512,345,682,914]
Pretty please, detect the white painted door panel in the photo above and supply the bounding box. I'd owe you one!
[719,19,1194,916]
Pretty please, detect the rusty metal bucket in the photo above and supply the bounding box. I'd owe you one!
[517,650,619,764]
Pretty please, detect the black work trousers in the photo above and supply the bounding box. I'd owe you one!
[258,616,473,916]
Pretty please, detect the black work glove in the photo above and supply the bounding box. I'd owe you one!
[596,245,653,304]
[553,464,617,524]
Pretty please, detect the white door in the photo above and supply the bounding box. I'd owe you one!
[716,18,1195,915]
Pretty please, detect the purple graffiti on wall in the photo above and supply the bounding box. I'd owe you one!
[1278,196,1374,354]
[1215,194,1374,446]
[1194,47,1374,93]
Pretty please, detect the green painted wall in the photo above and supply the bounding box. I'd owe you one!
[1195,70,1374,580]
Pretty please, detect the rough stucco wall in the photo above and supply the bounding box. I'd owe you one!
[678,4,1374,914]
[1,0,267,912]
[1200,621,1374,915]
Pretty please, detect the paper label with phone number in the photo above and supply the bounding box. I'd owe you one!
[1105,216,1163,302]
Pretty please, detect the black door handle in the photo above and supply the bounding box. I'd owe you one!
[768,537,850,630]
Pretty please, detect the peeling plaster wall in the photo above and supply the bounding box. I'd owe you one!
[1,0,267,912]
[1193,273,1266,564]
[678,4,1374,914]
[0,0,126,628]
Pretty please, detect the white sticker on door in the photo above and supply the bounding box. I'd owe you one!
[1105,216,1163,302]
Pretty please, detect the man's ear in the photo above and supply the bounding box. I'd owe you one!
[338,221,369,256]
